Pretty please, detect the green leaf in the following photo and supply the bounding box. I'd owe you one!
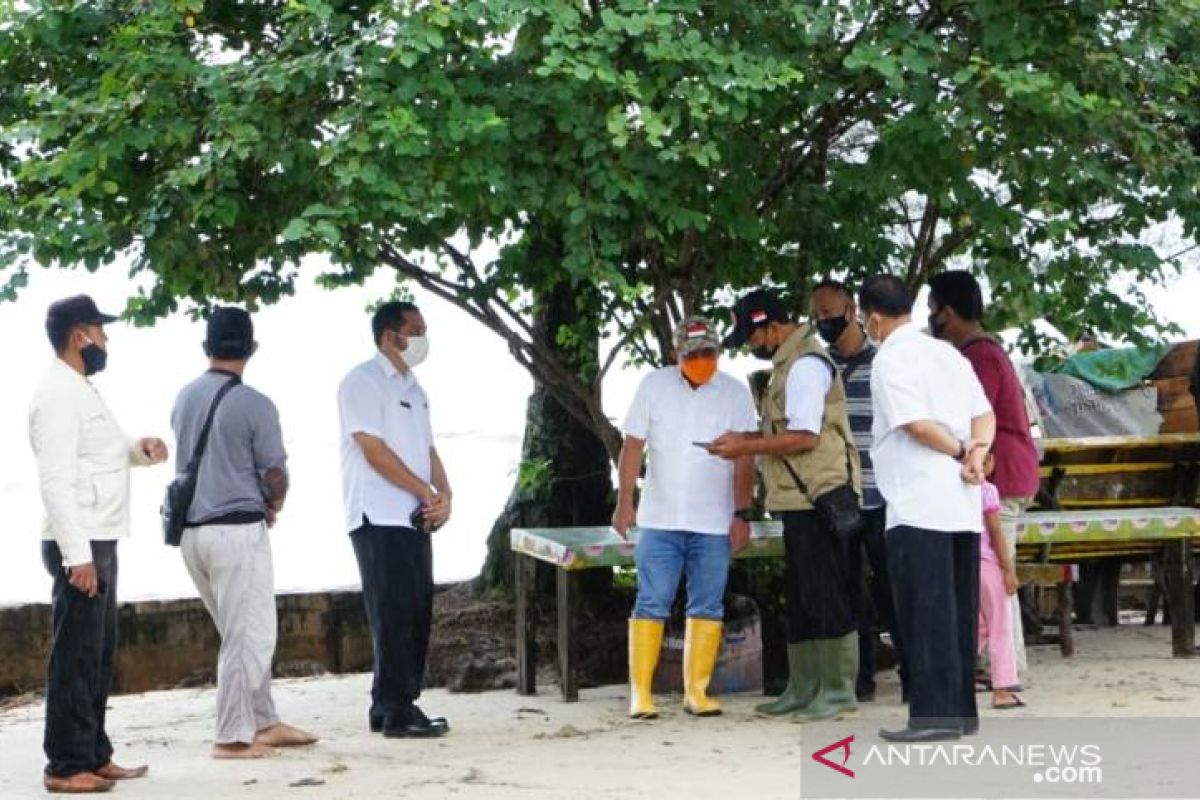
[280,218,309,242]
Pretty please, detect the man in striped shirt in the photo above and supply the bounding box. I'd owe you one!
[811,279,904,703]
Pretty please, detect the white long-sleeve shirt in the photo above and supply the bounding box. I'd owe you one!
[28,359,154,567]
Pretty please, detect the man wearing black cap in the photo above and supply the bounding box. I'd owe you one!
[29,295,168,794]
[169,308,316,759]
[709,289,863,722]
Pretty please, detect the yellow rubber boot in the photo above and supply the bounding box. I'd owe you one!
[628,619,665,719]
[683,618,724,717]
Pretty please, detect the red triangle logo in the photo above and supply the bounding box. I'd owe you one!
[812,735,855,778]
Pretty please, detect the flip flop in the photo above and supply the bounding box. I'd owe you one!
[993,696,1026,710]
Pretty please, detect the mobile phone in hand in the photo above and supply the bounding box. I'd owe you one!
[693,441,713,448]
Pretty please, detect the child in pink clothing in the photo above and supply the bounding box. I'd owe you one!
[979,452,1024,709]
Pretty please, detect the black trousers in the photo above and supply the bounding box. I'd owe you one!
[781,509,856,642]
[887,526,979,730]
[350,520,433,723]
[850,506,905,694]
[41,540,118,778]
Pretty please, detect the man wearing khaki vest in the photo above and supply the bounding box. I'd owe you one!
[710,289,862,722]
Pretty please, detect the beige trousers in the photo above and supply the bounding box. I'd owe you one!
[998,498,1031,678]
[181,522,281,744]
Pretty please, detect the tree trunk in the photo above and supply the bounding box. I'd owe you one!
[477,278,615,597]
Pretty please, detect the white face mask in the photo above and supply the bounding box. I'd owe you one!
[861,315,878,348]
[401,335,429,368]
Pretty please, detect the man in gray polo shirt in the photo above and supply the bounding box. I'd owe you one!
[171,308,316,759]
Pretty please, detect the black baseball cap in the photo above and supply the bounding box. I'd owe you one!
[45,295,119,348]
[722,289,789,348]
[205,307,255,359]
[46,295,119,329]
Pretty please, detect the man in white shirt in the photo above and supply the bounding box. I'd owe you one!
[28,295,168,795]
[710,290,863,723]
[857,275,995,743]
[613,317,758,719]
[338,301,452,739]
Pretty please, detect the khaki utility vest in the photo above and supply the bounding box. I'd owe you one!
[759,325,863,512]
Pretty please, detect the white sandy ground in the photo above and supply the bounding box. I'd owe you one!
[2,625,1199,800]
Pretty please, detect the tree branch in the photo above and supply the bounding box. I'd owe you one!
[925,221,979,273]
[905,196,940,286]
[379,241,624,463]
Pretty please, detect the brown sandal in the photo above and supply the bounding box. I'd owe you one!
[993,696,1026,710]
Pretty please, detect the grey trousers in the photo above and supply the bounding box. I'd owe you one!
[182,522,281,744]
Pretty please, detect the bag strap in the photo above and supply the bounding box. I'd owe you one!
[771,358,856,500]
[778,438,814,501]
[185,376,240,475]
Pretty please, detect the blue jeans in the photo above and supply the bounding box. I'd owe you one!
[632,529,732,621]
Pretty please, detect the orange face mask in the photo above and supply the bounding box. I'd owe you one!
[681,355,718,386]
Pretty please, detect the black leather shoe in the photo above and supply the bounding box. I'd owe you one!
[382,706,450,738]
[410,706,450,732]
[373,707,448,734]
[383,718,449,739]
[879,727,961,743]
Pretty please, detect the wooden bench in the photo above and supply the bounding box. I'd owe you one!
[511,522,781,702]
[1039,434,1200,511]
[512,506,1200,700]
[1036,433,1200,627]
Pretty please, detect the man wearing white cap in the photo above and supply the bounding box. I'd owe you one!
[613,317,758,719]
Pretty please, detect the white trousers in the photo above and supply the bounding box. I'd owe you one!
[182,522,281,744]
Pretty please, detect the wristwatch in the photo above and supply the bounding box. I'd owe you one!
[954,440,967,461]
[733,508,753,523]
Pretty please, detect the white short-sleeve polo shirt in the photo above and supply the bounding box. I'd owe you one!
[623,367,759,535]
[338,352,434,533]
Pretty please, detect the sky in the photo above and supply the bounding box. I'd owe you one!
[0,263,1197,606]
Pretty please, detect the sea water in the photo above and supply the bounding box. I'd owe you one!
[0,429,522,606]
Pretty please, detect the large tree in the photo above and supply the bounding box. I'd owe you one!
[3,1,1199,591]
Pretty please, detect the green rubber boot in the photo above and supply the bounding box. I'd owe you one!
[756,641,819,716]
[820,632,860,715]
[793,634,860,723]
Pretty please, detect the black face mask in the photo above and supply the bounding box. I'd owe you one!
[81,343,108,376]
[816,316,849,346]
[928,310,947,340]
[751,344,776,361]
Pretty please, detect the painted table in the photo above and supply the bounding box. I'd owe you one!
[512,506,1200,701]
